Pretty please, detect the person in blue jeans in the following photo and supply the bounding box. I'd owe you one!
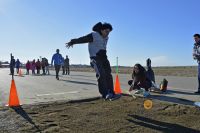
[66,22,121,100]
[193,33,200,94]
[51,49,63,80]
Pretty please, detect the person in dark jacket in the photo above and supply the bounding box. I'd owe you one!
[66,22,120,100]
[41,58,46,75]
[64,55,70,75]
[128,64,152,92]
[9,55,15,77]
[146,58,155,83]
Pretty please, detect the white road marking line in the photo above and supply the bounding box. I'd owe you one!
[36,91,79,97]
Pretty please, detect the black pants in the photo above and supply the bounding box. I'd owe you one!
[65,66,70,75]
[55,65,61,78]
[62,66,65,74]
[36,68,40,74]
[10,67,14,75]
[90,57,114,98]
[26,69,29,75]
[42,67,45,75]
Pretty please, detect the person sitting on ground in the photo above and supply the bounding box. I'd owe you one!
[128,64,152,94]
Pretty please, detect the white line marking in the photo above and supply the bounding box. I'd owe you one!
[36,91,79,97]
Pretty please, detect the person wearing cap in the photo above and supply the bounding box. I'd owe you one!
[51,49,63,80]
[66,22,120,100]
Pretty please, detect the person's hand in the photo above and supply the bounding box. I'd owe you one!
[129,83,134,92]
[65,41,73,49]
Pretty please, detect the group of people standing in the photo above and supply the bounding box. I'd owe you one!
[25,58,50,75]
[9,51,70,79]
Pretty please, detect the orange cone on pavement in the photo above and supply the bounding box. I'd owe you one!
[7,80,20,107]
[114,75,122,94]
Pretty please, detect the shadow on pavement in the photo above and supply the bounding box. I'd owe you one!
[121,93,194,106]
[60,79,97,86]
[150,95,194,106]
[70,74,94,78]
[12,106,41,133]
[167,89,199,95]
[127,114,200,133]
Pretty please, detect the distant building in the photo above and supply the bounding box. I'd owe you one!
[0,61,9,68]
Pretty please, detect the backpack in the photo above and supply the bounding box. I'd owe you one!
[160,78,168,92]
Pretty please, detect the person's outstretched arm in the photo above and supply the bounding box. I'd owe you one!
[66,33,93,48]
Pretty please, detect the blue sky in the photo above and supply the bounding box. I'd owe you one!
[0,0,199,66]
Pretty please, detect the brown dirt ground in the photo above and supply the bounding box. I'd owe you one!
[0,95,200,133]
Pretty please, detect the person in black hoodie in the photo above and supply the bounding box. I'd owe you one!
[9,55,15,78]
[66,22,120,100]
[146,58,155,83]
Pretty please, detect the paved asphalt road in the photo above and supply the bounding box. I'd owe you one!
[0,68,199,106]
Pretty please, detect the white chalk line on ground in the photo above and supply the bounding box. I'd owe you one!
[36,91,79,97]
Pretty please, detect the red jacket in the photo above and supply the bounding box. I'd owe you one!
[26,62,31,69]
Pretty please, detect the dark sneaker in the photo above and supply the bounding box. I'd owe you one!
[109,94,121,101]
[105,93,113,100]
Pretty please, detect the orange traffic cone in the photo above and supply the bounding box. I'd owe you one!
[114,74,122,94]
[7,80,20,107]
[19,69,22,76]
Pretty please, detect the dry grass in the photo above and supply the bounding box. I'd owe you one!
[69,66,198,77]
